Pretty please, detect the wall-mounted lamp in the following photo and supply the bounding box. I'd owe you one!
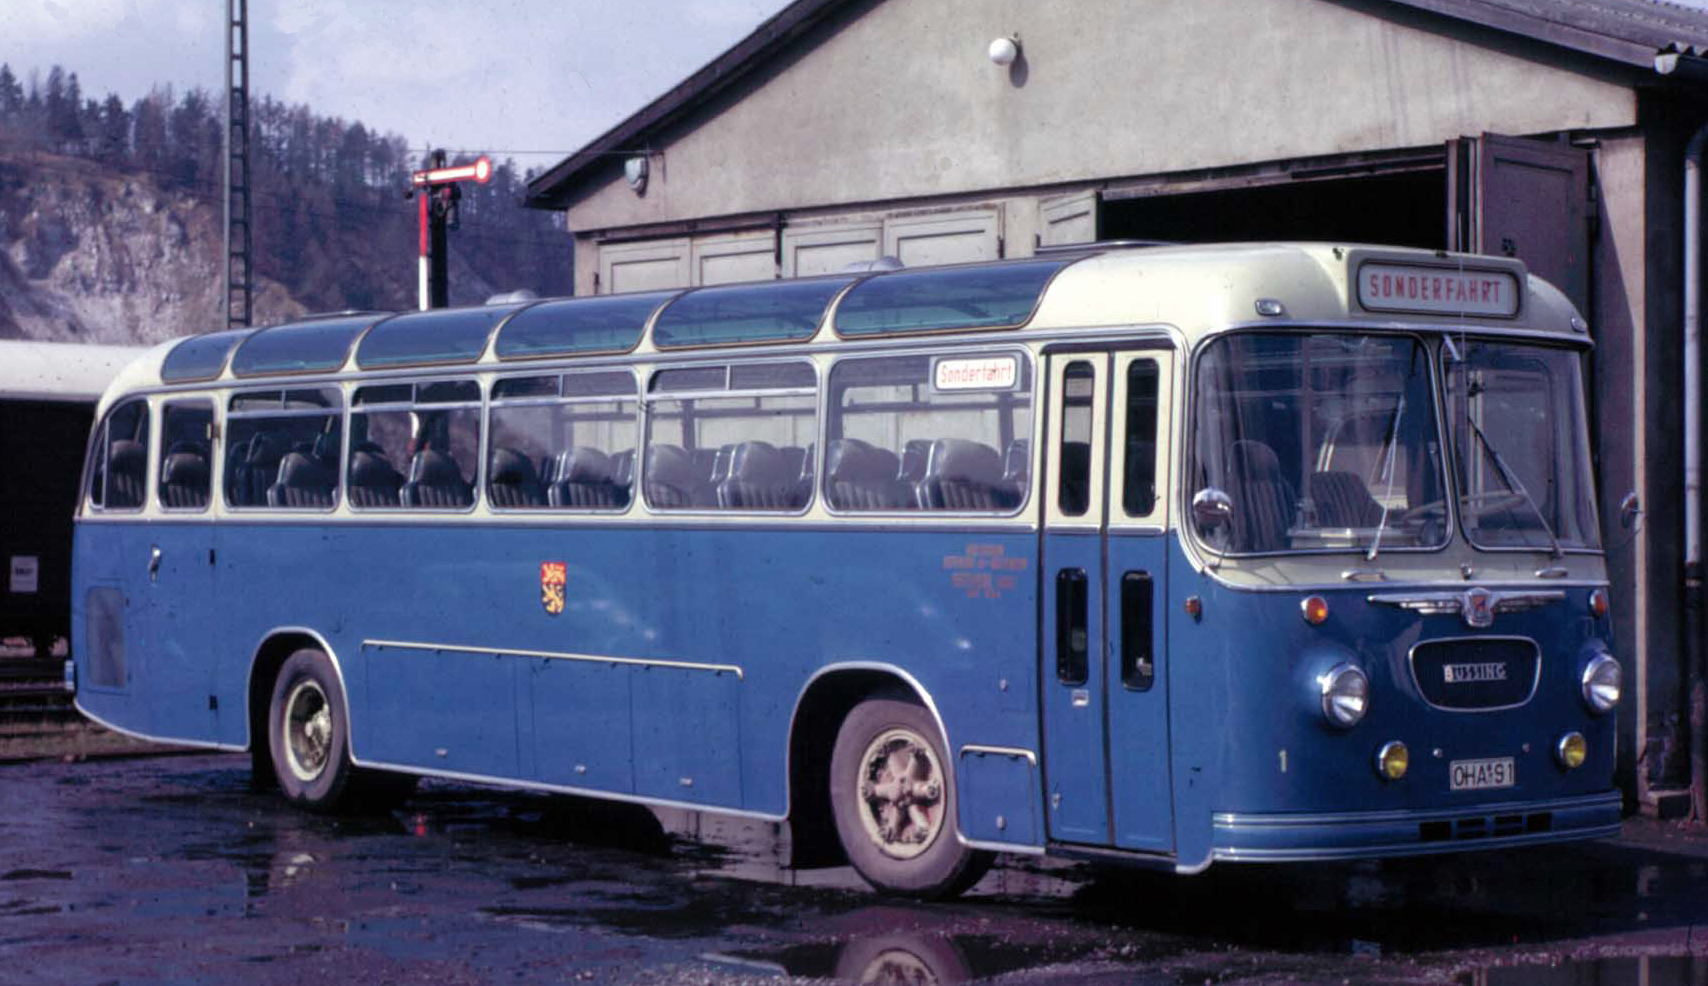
[988,35,1021,66]
[624,155,649,195]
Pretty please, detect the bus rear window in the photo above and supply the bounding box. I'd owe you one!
[88,399,149,511]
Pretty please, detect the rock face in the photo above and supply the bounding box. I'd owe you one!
[0,151,504,343]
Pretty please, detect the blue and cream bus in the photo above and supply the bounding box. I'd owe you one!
[71,243,1623,897]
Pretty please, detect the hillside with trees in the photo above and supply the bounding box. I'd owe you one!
[0,63,571,343]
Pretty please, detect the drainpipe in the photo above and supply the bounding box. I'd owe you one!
[1687,123,1708,824]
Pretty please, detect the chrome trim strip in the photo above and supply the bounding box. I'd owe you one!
[963,837,1046,855]
[360,638,744,679]
[1368,589,1565,616]
[1211,826,1622,862]
[1405,634,1543,713]
[1212,790,1620,828]
[72,698,245,754]
[958,744,1039,765]
[344,758,789,822]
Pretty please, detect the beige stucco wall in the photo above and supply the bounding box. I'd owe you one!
[562,0,1636,234]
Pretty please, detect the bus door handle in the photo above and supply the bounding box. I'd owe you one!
[148,546,161,582]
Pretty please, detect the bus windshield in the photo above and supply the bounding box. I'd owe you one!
[1193,332,1447,555]
[1442,340,1600,552]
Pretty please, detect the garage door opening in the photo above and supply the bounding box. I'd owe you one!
[1099,169,1447,250]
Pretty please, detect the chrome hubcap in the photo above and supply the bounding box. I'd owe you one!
[283,679,333,783]
[856,727,944,860]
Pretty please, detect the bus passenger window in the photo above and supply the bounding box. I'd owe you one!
[489,371,638,511]
[158,401,213,511]
[824,353,1032,513]
[227,389,342,510]
[643,362,816,512]
[90,399,149,511]
[1058,362,1093,516]
[350,381,478,510]
[1123,360,1159,517]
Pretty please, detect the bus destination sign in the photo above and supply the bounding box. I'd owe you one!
[934,355,1018,392]
[1358,263,1519,317]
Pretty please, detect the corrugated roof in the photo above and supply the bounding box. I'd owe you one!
[525,0,1708,210]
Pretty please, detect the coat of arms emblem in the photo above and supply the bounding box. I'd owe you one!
[540,562,567,615]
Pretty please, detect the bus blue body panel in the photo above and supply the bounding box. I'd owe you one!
[75,519,1048,830]
[1165,535,1619,867]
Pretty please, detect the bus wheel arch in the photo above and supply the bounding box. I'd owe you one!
[246,631,328,791]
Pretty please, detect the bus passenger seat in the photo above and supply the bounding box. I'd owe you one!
[347,448,403,508]
[488,447,546,508]
[701,444,736,507]
[267,452,335,508]
[1229,439,1296,551]
[401,449,473,508]
[721,441,801,509]
[644,444,696,508]
[159,448,210,509]
[610,449,636,505]
[106,439,148,508]
[1308,471,1384,528]
[234,432,286,507]
[550,447,619,508]
[921,439,1005,511]
[826,438,902,510]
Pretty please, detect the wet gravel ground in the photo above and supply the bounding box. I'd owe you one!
[3,753,1708,985]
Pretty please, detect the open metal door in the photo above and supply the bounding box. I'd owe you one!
[1448,133,1592,313]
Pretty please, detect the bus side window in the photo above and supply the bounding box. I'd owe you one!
[824,353,1032,513]
[1123,359,1159,517]
[228,389,342,510]
[158,401,213,511]
[644,362,816,512]
[489,371,638,511]
[91,399,149,511]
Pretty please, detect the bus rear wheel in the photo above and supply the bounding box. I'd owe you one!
[268,647,352,812]
[829,697,991,898]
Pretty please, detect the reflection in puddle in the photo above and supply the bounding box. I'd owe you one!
[710,922,1113,985]
[1460,954,1708,985]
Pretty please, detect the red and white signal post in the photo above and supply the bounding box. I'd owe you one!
[409,151,493,310]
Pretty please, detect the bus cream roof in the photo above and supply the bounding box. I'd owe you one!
[1028,242,1582,343]
[0,340,153,402]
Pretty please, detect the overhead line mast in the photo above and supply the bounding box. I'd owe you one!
[223,0,253,329]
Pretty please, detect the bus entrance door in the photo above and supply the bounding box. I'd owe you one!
[1041,349,1174,854]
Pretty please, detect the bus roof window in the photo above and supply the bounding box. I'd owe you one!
[652,276,856,349]
[356,304,524,370]
[494,292,676,360]
[161,328,255,383]
[833,258,1075,337]
[231,313,385,377]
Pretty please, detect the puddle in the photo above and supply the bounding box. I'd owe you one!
[709,932,1109,985]
[1459,954,1708,986]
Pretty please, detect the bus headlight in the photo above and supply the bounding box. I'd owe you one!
[1581,653,1621,714]
[1319,663,1369,729]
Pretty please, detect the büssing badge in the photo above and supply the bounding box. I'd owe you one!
[540,562,567,615]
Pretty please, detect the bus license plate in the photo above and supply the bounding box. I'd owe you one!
[1449,757,1515,791]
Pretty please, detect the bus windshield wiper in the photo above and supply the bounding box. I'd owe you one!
[1365,393,1405,562]
[1462,408,1563,558]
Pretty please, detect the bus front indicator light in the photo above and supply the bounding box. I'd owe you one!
[1581,653,1621,714]
[1557,732,1587,769]
[1376,741,1409,781]
[1589,588,1609,618]
[1300,595,1329,625]
[1319,664,1369,728]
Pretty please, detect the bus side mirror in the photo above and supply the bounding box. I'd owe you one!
[1193,487,1234,539]
[1619,491,1643,533]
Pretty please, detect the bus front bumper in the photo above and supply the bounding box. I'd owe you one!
[1210,791,1622,863]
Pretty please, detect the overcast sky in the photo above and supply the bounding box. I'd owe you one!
[3,0,790,169]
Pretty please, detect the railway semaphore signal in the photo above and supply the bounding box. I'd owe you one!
[407,150,493,310]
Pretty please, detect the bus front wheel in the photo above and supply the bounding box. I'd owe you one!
[267,647,353,812]
[829,697,990,898]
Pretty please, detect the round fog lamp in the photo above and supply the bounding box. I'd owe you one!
[1556,731,1588,769]
[1300,595,1329,626]
[1319,664,1369,728]
[1581,653,1622,714]
[1589,588,1610,619]
[1376,741,1409,781]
